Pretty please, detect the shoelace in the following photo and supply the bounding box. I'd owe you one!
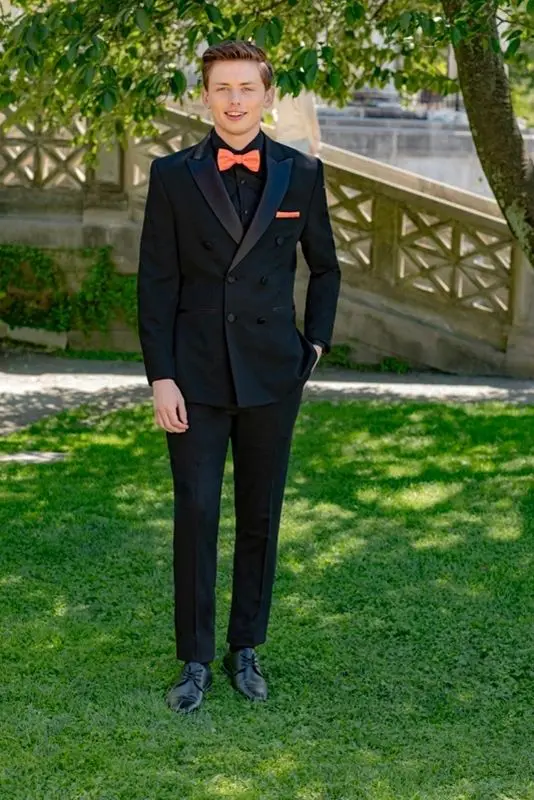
[237,652,261,674]
[179,664,206,690]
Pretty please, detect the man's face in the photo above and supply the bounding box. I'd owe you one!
[202,60,274,140]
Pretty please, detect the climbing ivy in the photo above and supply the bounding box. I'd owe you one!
[0,244,137,335]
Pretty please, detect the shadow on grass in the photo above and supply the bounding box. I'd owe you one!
[1,400,534,799]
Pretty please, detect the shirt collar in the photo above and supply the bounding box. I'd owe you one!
[210,128,264,157]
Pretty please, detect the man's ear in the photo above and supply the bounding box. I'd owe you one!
[264,87,275,109]
[201,87,209,107]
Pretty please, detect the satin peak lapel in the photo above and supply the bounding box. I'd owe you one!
[228,154,293,273]
[187,136,244,244]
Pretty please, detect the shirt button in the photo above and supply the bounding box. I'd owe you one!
[240,179,246,185]
[260,276,268,285]
[257,316,266,324]
[276,236,284,246]
[226,275,236,283]
[244,210,249,215]
[227,313,236,323]
[203,240,213,250]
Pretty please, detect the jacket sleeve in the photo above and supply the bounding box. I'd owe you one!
[298,159,341,353]
[137,159,181,385]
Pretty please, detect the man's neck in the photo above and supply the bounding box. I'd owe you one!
[213,124,261,152]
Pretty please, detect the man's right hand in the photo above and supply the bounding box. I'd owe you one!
[152,379,189,434]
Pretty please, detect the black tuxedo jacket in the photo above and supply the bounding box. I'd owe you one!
[137,130,341,407]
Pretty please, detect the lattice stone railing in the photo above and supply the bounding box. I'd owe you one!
[1,102,533,374]
[125,108,519,327]
[0,107,88,190]
[324,161,516,327]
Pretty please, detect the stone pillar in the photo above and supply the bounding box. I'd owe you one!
[83,141,127,213]
[371,194,400,287]
[505,246,534,377]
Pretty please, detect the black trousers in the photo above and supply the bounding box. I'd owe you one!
[166,384,303,663]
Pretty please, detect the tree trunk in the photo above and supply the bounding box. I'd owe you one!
[441,0,534,266]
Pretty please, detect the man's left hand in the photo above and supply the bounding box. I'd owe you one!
[312,344,323,371]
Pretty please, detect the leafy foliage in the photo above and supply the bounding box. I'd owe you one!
[5,0,530,147]
[0,244,137,334]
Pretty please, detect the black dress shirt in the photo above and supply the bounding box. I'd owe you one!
[211,129,265,231]
[211,128,326,354]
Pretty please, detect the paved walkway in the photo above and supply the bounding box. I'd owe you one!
[3,350,534,436]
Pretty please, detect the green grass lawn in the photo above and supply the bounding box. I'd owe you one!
[2,400,534,800]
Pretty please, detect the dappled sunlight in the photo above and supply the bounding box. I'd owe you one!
[0,573,22,586]
[433,576,492,599]
[363,482,465,511]
[486,525,522,542]
[203,774,253,796]
[312,533,367,570]
[3,399,534,798]
[412,533,463,550]
[52,596,69,617]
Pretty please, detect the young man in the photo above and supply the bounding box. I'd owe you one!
[137,41,340,713]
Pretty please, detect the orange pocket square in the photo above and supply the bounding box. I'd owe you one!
[276,210,301,218]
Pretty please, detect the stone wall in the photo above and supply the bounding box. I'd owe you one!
[317,113,534,198]
[2,105,534,377]
[0,213,140,353]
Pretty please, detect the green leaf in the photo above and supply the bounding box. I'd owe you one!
[527,0,534,13]
[345,2,364,24]
[490,36,501,54]
[451,26,462,46]
[505,37,521,59]
[327,67,342,90]
[83,65,96,87]
[205,4,224,26]
[399,11,412,32]
[56,54,70,72]
[277,72,292,96]
[186,27,199,48]
[269,17,283,46]
[64,15,77,32]
[66,43,78,65]
[255,25,267,48]
[321,45,334,64]
[170,69,187,96]
[302,49,317,70]
[102,90,117,112]
[505,28,522,41]
[206,30,222,45]
[135,8,150,32]
[0,90,16,107]
[122,75,133,91]
[393,72,405,90]
[419,15,435,36]
[304,64,318,88]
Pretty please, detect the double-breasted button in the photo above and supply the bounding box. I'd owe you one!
[226,275,236,283]
[275,236,284,246]
[260,276,268,285]
[227,313,236,323]
[203,240,213,250]
[257,316,266,324]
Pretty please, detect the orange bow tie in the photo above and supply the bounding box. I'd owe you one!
[217,148,261,173]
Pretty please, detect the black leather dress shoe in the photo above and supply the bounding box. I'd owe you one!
[166,661,212,713]
[223,648,268,701]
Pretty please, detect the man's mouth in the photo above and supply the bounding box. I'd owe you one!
[225,111,246,120]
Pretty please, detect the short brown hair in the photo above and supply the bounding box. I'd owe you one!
[201,40,274,90]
